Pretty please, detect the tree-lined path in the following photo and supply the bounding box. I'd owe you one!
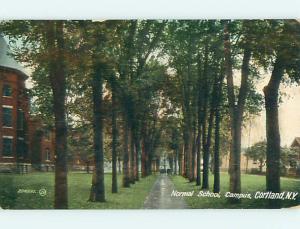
[143,174,189,209]
[1,20,299,209]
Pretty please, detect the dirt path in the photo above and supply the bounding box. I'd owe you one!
[143,174,189,209]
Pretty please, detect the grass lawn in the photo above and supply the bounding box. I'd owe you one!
[0,172,157,209]
[171,173,300,208]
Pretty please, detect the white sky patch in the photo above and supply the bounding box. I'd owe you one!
[242,71,300,148]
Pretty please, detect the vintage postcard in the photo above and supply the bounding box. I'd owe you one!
[0,20,299,209]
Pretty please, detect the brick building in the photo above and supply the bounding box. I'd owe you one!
[0,36,54,172]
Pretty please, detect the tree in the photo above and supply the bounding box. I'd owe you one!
[245,141,267,173]
[213,66,225,193]
[50,21,69,209]
[261,20,300,208]
[223,20,259,200]
[89,59,105,202]
[87,21,119,202]
[281,147,299,174]
[110,74,119,193]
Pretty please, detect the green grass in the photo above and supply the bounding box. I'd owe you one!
[171,173,300,208]
[0,172,157,209]
[1,172,298,209]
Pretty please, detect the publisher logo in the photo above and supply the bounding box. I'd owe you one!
[39,188,47,197]
[17,188,47,197]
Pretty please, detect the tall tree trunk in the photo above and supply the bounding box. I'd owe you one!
[174,148,178,175]
[224,21,240,196]
[111,76,118,193]
[47,21,68,209]
[118,156,121,174]
[141,139,147,177]
[123,113,131,187]
[202,56,219,189]
[169,156,174,174]
[134,133,140,181]
[202,106,214,189]
[196,54,203,186]
[183,125,190,179]
[196,124,202,186]
[213,104,221,193]
[147,150,153,175]
[228,121,242,195]
[191,123,196,181]
[224,22,251,200]
[263,56,284,208]
[89,63,105,202]
[213,85,222,192]
[130,126,135,184]
[200,44,209,187]
[179,146,183,176]
[186,38,194,182]
[213,71,225,193]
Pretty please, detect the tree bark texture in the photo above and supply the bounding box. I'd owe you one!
[89,63,105,202]
[46,21,68,209]
[263,56,285,208]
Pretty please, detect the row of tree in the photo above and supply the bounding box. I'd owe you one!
[1,19,299,209]
[161,20,300,208]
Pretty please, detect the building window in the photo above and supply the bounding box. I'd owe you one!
[17,110,24,130]
[17,138,25,158]
[44,130,51,141]
[2,84,12,97]
[2,107,13,127]
[3,137,13,157]
[45,148,51,161]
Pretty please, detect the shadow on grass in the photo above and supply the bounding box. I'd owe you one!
[0,172,158,209]
[170,173,300,209]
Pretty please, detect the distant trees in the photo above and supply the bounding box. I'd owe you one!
[245,141,267,173]
[245,141,299,176]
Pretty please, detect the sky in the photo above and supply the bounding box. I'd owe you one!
[241,74,300,148]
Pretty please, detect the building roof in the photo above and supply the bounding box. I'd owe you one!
[291,137,300,147]
[0,36,28,78]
